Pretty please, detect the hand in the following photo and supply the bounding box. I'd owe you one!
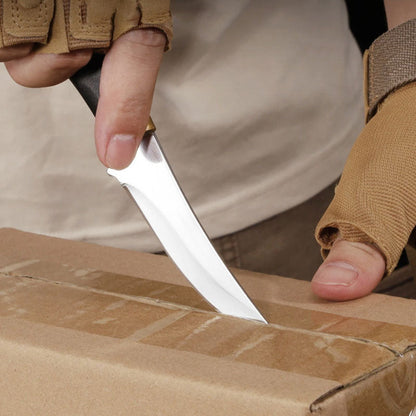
[1,29,165,170]
[312,2,416,302]
[312,81,416,301]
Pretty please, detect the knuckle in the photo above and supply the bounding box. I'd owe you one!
[46,50,92,72]
[115,95,147,117]
[0,44,33,62]
[123,28,166,49]
[104,95,149,135]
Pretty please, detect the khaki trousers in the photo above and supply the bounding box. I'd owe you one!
[212,183,337,282]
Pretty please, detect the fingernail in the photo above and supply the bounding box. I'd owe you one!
[313,262,358,287]
[105,134,137,169]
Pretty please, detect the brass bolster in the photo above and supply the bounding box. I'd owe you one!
[145,117,156,133]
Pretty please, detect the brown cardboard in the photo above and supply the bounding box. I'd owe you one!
[0,228,415,415]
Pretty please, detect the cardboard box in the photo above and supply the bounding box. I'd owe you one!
[0,228,415,415]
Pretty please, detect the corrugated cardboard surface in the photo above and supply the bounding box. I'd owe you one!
[0,228,415,415]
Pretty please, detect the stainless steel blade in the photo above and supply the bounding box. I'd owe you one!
[108,132,267,323]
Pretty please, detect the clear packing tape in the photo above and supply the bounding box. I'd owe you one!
[0,0,172,53]
[316,18,416,275]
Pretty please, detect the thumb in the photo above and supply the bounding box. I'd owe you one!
[311,239,385,301]
[95,29,165,169]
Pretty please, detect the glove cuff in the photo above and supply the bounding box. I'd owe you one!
[365,18,416,121]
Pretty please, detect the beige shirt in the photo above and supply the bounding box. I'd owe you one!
[0,0,364,251]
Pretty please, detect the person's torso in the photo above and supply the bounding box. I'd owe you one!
[0,0,364,251]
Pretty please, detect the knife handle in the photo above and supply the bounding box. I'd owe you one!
[70,53,156,133]
[70,53,102,116]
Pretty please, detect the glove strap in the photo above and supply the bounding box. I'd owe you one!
[365,18,416,121]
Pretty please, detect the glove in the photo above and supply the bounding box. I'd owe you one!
[0,0,172,53]
[316,18,416,275]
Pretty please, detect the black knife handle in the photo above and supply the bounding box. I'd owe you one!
[70,53,104,116]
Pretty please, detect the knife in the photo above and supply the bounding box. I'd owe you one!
[70,54,267,324]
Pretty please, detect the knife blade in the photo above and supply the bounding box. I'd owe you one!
[70,54,267,323]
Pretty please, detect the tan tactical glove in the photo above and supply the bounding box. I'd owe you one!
[316,18,416,275]
[0,0,172,53]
